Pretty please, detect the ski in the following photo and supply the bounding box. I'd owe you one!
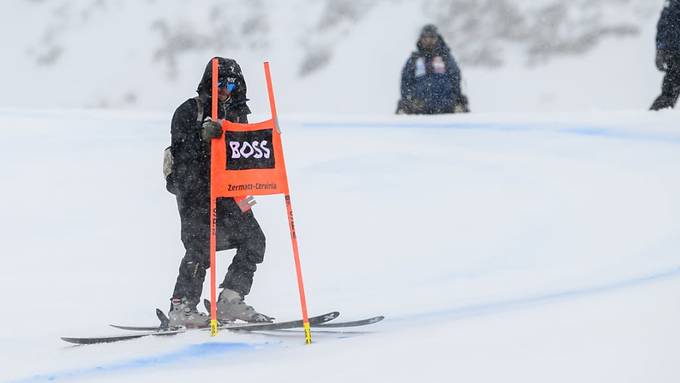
[111,299,384,332]
[111,315,385,332]
[61,311,339,345]
[313,315,384,328]
[61,329,185,345]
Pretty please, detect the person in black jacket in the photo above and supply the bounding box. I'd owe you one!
[166,57,272,327]
[397,24,469,114]
[651,0,680,110]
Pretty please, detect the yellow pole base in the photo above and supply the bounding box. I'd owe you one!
[210,319,219,337]
[303,322,312,344]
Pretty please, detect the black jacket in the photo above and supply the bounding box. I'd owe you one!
[170,57,251,198]
[399,35,464,114]
[657,0,680,53]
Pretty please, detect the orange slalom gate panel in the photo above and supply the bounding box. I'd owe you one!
[211,118,290,198]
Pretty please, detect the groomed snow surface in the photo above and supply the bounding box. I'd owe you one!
[0,108,679,382]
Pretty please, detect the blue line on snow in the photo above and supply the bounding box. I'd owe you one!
[302,121,680,144]
[559,127,611,136]
[303,121,531,131]
[389,266,680,324]
[6,342,259,383]
[558,126,680,143]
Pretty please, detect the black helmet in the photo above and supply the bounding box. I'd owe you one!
[420,24,439,38]
[196,57,247,100]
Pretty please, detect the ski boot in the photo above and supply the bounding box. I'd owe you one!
[216,289,274,323]
[168,298,210,329]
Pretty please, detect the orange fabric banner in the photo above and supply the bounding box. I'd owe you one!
[211,118,289,198]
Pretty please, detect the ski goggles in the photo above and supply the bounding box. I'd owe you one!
[218,79,237,93]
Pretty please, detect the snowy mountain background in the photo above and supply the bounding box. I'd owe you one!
[1,1,680,382]
[0,0,667,114]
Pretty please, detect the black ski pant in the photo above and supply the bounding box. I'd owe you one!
[171,194,265,308]
[651,57,680,110]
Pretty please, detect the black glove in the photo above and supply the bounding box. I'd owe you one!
[454,94,470,113]
[396,97,425,114]
[656,49,668,71]
[201,118,223,142]
[396,99,409,114]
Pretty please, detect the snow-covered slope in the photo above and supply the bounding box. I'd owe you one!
[0,0,667,114]
[0,107,679,382]
[1,1,678,382]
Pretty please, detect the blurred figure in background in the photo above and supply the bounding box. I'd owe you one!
[397,24,469,114]
[651,0,680,110]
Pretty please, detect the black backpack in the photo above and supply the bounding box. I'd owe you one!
[163,96,205,194]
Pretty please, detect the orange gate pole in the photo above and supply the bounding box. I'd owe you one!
[209,58,219,337]
[264,62,312,344]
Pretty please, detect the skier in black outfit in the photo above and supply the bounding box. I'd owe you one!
[166,57,272,327]
[651,0,680,110]
[396,24,469,114]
